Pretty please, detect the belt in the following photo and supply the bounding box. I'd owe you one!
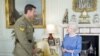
[28,40,32,43]
[16,39,32,43]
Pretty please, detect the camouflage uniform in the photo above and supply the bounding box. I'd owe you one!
[13,15,35,56]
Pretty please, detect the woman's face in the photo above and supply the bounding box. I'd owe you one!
[67,26,74,34]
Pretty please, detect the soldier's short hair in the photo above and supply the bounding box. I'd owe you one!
[24,4,36,14]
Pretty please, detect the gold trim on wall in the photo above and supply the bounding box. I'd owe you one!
[5,0,46,28]
[73,0,97,12]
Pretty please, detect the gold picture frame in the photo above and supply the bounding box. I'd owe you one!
[5,0,46,28]
[73,0,97,12]
[43,38,60,46]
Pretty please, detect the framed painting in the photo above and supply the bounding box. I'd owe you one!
[43,38,60,46]
[5,0,46,28]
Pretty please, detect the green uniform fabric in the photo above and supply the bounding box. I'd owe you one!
[13,15,35,56]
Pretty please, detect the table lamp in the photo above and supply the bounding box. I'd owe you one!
[46,24,56,46]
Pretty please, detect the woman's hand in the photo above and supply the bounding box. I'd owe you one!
[62,48,67,53]
[66,50,74,53]
[62,48,74,53]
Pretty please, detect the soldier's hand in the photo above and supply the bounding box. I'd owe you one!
[33,48,42,54]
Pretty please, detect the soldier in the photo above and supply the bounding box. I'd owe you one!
[13,4,37,56]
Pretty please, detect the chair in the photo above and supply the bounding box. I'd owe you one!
[36,40,51,56]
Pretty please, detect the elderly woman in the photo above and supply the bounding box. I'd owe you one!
[61,24,82,56]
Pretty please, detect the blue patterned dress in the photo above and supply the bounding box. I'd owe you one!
[62,34,82,56]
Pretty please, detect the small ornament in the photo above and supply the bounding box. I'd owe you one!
[70,14,77,23]
[93,14,99,24]
[62,9,68,24]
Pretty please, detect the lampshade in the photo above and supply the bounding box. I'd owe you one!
[46,24,56,34]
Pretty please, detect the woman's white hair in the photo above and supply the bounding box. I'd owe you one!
[67,23,79,33]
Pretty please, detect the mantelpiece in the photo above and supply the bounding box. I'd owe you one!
[62,24,100,34]
[62,24,100,27]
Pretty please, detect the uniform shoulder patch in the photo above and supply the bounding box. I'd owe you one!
[19,25,25,32]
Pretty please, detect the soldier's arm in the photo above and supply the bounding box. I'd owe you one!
[14,22,33,56]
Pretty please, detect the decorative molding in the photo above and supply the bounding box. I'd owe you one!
[61,24,100,28]
[63,26,100,37]
[79,27,90,34]
[79,27,100,34]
